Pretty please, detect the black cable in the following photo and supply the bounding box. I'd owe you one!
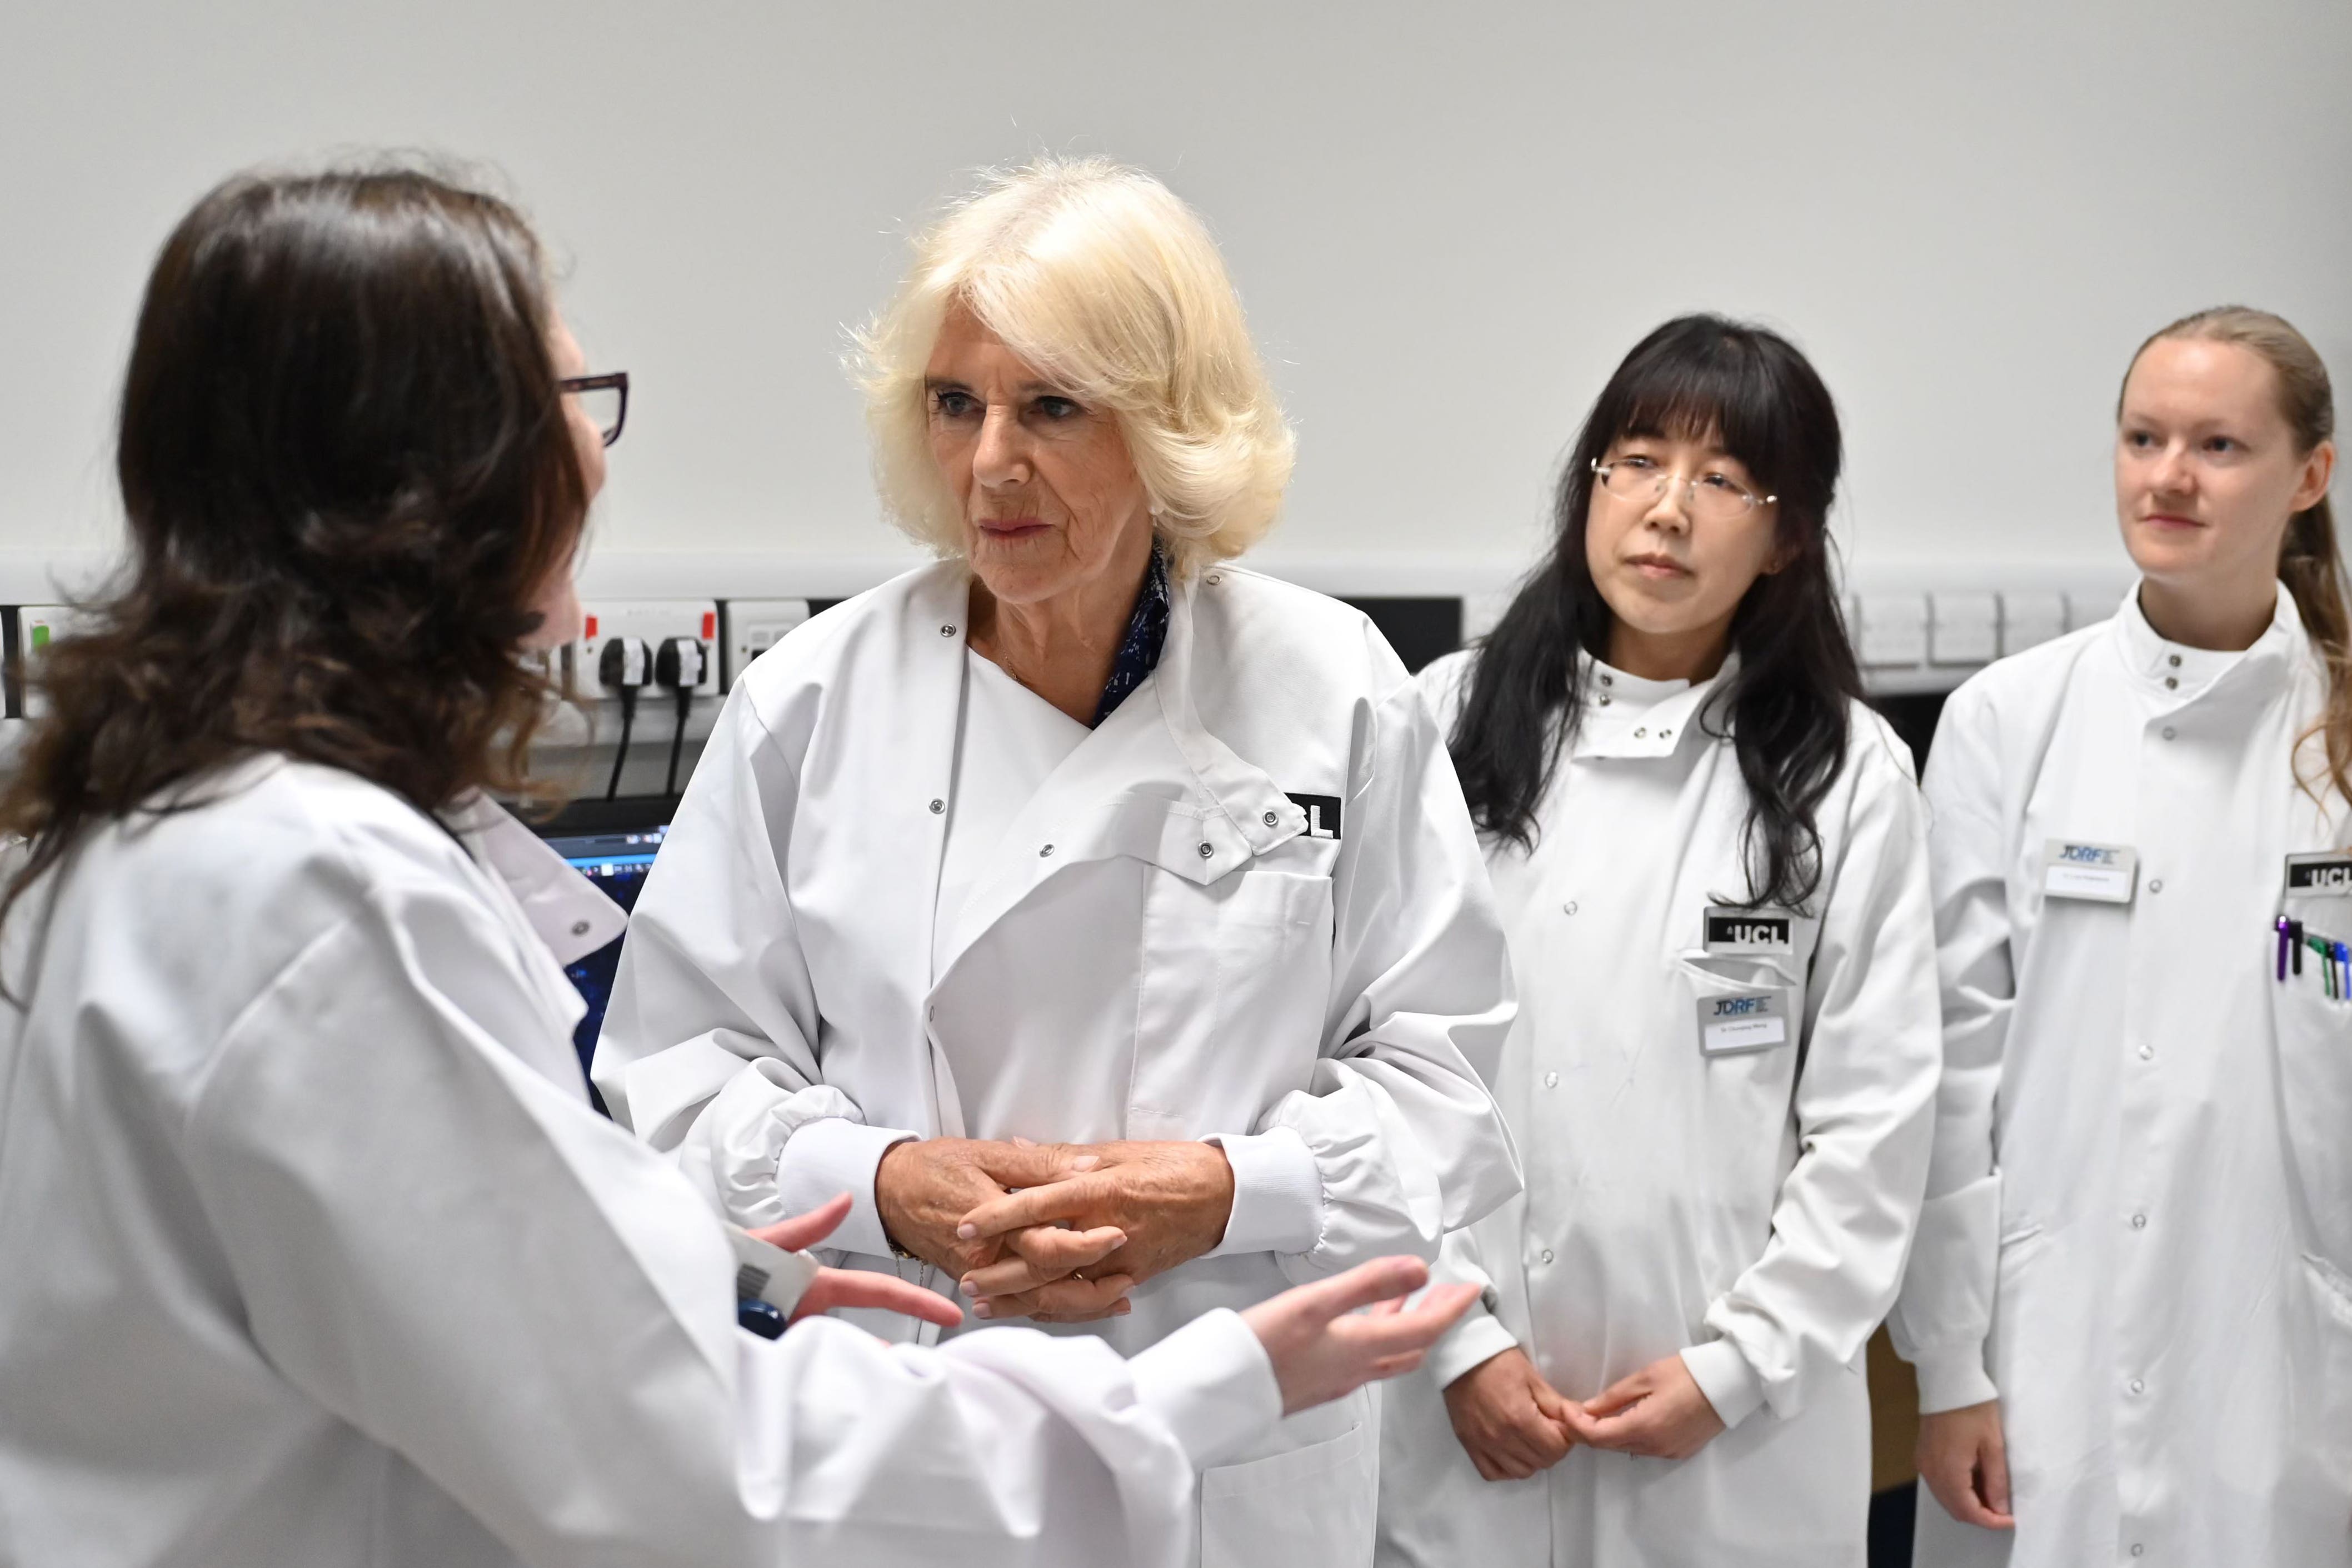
[664,685,691,798]
[605,686,637,801]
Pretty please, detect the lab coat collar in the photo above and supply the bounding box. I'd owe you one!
[1573,653,1739,760]
[2110,580,2302,713]
[441,796,627,966]
[926,565,1310,982]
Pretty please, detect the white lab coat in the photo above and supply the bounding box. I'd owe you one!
[1379,651,1941,1568]
[594,560,1521,1568]
[1891,584,2352,1566]
[0,756,1285,1568]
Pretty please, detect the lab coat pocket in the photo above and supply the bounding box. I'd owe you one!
[1675,952,1806,1066]
[1199,1390,1375,1568]
[1131,868,1335,1138]
[2274,889,2352,1265]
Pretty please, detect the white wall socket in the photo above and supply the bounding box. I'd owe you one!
[721,598,813,690]
[570,600,721,702]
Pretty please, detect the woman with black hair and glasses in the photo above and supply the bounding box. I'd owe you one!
[1377,316,1941,1568]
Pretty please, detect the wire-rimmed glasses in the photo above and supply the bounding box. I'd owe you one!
[560,372,629,447]
[1591,456,1774,522]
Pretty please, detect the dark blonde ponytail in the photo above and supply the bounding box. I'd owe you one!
[2129,306,2347,811]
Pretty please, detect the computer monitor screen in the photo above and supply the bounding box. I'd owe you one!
[540,823,669,1091]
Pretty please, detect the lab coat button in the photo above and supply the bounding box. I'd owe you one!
[2165,676,2179,690]
[941,623,957,637]
[2131,1546,2145,1558]
[2168,654,2182,667]
[1634,727,1647,738]
[1598,695,1612,707]
[1263,811,1278,827]
[2129,1378,2145,1395]
[2150,879,2164,894]
[2132,1212,2148,1229]
[2139,1045,2154,1061]
[1198,842,1214,858]
[1600,673,1614,686]
[1539,1249,1555,1264]
[1544,1072,1559,1088]
[1564,901,1578,915]
[1040,844,1055,858]
[571,920,591,937]
[2162,727,2177,741]
[929,798,945,814]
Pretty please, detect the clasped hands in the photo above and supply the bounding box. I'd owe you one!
[1444,1346,1728,1481]
[874,1135,1236,1323]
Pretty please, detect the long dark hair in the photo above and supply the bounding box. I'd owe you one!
[1450,313,1861,911]
[0,166,586,941]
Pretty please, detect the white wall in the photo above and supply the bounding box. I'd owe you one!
[6,0,2348,602]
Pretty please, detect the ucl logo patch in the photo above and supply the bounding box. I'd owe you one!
[1287,793,1343,841]
[2288,855,2352,892]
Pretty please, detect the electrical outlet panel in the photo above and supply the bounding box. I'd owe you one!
[1929,592,2000,666]
[2000,591,2069,655]
[721,598,813,689]
[1857,592,1931,668]
[12,605,84,717]
[570,600,720,702]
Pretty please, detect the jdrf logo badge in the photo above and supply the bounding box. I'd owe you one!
[2042,839,2139,905]
[1696,989,1786,1055]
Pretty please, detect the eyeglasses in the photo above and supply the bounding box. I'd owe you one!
[559,372,629,447]
[1591,457,1774,523]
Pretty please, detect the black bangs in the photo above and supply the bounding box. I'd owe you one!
[1601,317,1837,516]
[1446,313,1864,909]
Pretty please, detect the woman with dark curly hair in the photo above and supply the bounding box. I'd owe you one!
[0,164,1472,1568]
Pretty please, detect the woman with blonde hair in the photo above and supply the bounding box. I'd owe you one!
[1892,306,2347,1564]
[596,157,1519,1566]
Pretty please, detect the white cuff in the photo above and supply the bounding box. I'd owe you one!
[1128,1308,1283,1470]
[1909,1344,2000,1415]
[773,1118,918,1260]
[1680,1339,1767,1431]
[1202,1127,1322,1258]
[1428,1302,1521,1391]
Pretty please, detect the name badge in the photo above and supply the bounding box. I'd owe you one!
[2286,853,2352,895]
[1287,793,1342,841]
[1697,990,1788,1056]
[1704,906,1795,955]
[2043,840,2138,904]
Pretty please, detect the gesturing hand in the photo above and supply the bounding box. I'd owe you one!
[1561,1352,1726,1461]
[1916,1401,2014,1530]
[1442,1347,1577,1481]
[748,1194,962,1329]
[1242,1259,1482,1415]
[952,1140,1236,1320]
[873,1137,1112,1280]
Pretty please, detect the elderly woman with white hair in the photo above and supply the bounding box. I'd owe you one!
[593,157,1520,1564]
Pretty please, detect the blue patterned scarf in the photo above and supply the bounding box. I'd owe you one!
[1091,542,1171,727]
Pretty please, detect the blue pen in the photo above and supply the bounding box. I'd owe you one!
[2338,942,2349,1000]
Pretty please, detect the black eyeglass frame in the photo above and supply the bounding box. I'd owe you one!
[558,372,630,447]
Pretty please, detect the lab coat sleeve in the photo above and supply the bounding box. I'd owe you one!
[185,878,1277,1568]
[1688,721,1941,1427]
[1422,1225,1524,1390]
[1886,681,2011,1414]
[594,686,916,1257]
[1239,676,1521,1286]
